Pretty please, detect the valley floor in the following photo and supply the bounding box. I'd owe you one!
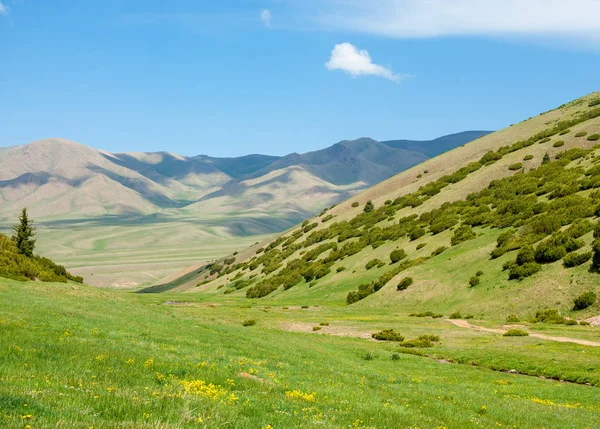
[1,278,600,428]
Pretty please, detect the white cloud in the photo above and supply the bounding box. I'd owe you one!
[0,2,7,16]
[317,0,600,41]
[325,43,402,82]
[260,9,272,27]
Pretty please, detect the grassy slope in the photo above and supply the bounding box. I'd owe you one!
[2,278,600,428]
[181,91,600,321]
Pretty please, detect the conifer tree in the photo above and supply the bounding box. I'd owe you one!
[542,152,551,165]
[12,208,36,257]
[363,200,374,213]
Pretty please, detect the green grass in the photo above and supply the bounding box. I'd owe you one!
[2,278,600,428]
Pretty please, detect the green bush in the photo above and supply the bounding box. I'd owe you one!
[523,154,534,161]
[431,246,448,257]
[573,291,596,310]
[589,99,600,107]
[364,201,375,213]
[475,270,484,277]
[508,262,541,280]
[322,214,334,223]
[508,163,523,171]
[534,309,566,324]
[351,201,359,208]
[587,134,600,141]
[534,242,566,263]
[416,243,427,250]
[242,319,256,327]
[503,329,529,337]
[451,225,476,246]
[372,329,405,342]
[397,277,413,291]
[505,314,520,323]
[468,276,480,287]
[538,137,552,144]
[365,259,383,270]
[553,140,565,148]
[409,227,426,241]
[559,129,571,136]
[312,326,321,331]
[449,312,462,319]
[336,266,346,273]
[575,131,588,138]
[563,252,592,268]
[389,249,407,264]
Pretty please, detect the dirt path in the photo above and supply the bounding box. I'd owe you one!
[447,319,600,347]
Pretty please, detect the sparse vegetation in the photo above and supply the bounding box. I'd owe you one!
[372,329,405,342]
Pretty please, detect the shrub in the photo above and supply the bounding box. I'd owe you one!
[336,266,346,273]
[588,134,600,141]
[563,252,592,268]
[508,163,523,171]
[312,326,321,331]
[351,201,359,208]
[409,227,426,241]
[506,314,520,323]
[449,312,462,319]
[538,137,552,144]
[365,259,383,270]
[575,131,588,138]
[516,245,535,266]
[534,309,566,324]
[364,201,375,213]
[390,353,401,361]
[398,338,433,348]
[534,242,566,263]
[469,276,480,287]
[552,140,565,148]
[559,129,571,136]
[416,243,427,250]
[431,246,448,257]
[523,154,534,161]
[301,305,309,309]
[390,249,407,264]
[508,262,541,280]
[475,270,484,277]
[573,291,596,310]
[322,214,334,223]
[542,153,551,164]
[397,277,413,291]
[451,225,476,246]
[417,174,422,178]
[589,99,600,107]
[503,329,529,337]
[319,322,329,326]
[372,329,405,342]
[593,239,600,272]
[242,319,256,327]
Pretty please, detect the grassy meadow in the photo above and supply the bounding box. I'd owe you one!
[2,277,600,428]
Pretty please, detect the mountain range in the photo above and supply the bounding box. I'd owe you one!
[0,131,489,224]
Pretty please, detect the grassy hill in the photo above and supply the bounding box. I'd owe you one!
[161,91,600,323]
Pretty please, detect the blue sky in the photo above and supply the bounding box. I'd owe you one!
[1,0,599,157]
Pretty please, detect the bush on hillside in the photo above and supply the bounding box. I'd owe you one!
[397,277,413,291]
[575,131,588,138]
[573,291,596,310]
[416,243,427,250]
[563,252,592,268]
[533,309,566,324]
[390,249,407,264]
[364,201,375,213]
[451,225,476,246]
[351,201,359,208]
[589,99,600,107]
[505,314,520,323]
[242,319,256,327]
[365,259,383,270]
[552,140,565,148]
[538,137,552,144]
[398,335,440,348]
[523,154,534,161]
[372,329,404,342]
[408,227,426,241]
[559,129,571,136]
[588,134,600,141]
[507,262,541,280]
[508,163,523,171]
[469,276,480,287]
[449,312,462,319]
[431,246,448,257]
[503,329,529,337]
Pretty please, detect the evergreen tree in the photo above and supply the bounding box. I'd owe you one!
[12,208,36,257]
[542,152,551,165]
[363,200,374,213]
[592,239,600,273]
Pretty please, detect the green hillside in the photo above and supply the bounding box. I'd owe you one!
[166,91,600,322]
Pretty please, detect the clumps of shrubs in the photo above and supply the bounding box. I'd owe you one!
[431,246,448,257]
[363,201,375,213]
[575,131,588,138]
[451,225,476,246]
[351,201,359,208]
[397,277,413,291]
[588,134,600,141]
[365,259,385,270]
[312,326,321,331]
[449,312,463,319]
[242,319,256,327]
[372,329,405,342]
[533,309,568,324]
[505,314,520,323]
[398,335,440,348]
[469,276,480,287]
[416,243,427,250]
[508,163,523,171]
[563,252,592,268]
[523,154,534,161]
[552,140,565,148]
[409,311,443,318]
[389,249,407,264]
[573,291,596,310]
[503,329,529,337]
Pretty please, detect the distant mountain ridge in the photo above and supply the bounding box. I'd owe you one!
[0,131,491,226]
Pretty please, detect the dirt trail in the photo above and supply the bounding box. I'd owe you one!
[447,319,600,347]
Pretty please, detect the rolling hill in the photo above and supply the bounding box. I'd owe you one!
[155,91,600,322]
[0,132,489,223]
